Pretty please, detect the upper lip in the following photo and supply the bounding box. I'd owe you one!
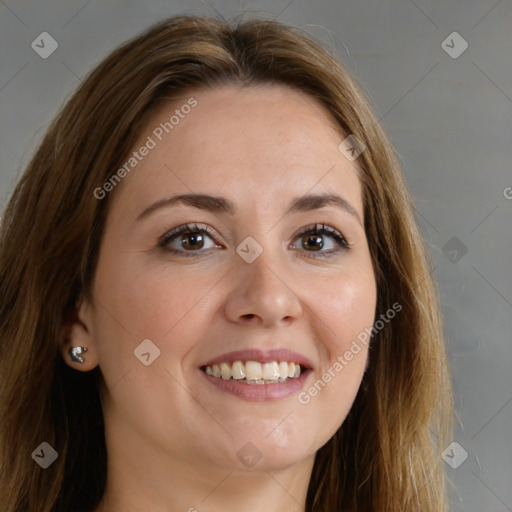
[200,348,313,369]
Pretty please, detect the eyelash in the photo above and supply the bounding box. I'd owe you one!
[158,222,351,258]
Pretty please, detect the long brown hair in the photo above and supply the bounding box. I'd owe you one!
[0,14,453,511]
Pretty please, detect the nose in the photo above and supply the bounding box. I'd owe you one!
[223,248,303,328]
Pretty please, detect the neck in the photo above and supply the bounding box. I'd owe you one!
[94,413,315,512]
[96,454,313,512]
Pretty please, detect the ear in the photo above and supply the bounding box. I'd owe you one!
[60,295,99,372]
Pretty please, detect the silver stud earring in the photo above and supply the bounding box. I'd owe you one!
[69,346,88,364]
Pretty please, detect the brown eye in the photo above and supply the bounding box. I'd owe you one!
[159,223,220,256]
[291,223,350,258]
[180,231,205,251]
[301,234,324,251]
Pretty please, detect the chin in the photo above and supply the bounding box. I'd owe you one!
[222,427,316,472]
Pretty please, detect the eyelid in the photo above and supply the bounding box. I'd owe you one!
[293,223,351,249]
[158,222,219,245]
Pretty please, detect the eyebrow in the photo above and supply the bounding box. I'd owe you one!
[137,192,363,225]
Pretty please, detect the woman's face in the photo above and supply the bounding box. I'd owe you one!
[76,84,377,472]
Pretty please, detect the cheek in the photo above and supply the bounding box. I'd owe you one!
[313,258,377,356]
[92,256,219,367]
[298,260,376,429]
[327,278,377,354]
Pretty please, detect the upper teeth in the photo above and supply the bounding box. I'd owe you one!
[204,361,302,382]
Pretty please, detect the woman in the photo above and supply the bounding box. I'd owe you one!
[0,14,453,512]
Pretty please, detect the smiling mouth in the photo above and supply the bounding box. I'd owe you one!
[200,360,306,384]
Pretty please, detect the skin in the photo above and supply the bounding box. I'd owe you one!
[62,84,377,512]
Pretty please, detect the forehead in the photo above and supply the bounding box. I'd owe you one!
[111,84,363,218]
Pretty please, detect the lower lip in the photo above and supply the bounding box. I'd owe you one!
[199,368,311,402]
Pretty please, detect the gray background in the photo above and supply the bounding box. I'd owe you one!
[1,0,511,510]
